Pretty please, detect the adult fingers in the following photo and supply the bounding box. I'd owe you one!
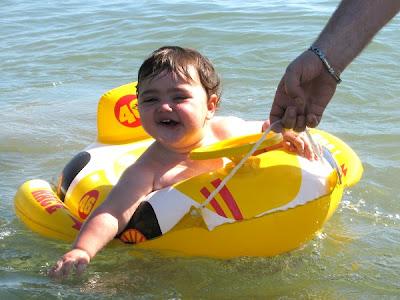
[270,80,287,132]
[281,106,297,130]
[269,109,283,133]
[284,63,307,115]
[306,100,325,128]
[306,113,320,128]
[282,61,308,131]
[294,114,306,132]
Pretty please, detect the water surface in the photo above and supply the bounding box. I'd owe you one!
[1,0,399,298]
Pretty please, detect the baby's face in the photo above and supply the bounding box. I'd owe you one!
[137,66,217,151]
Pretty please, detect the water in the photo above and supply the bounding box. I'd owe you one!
[1,0,399,298]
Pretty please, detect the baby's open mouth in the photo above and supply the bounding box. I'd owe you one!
[160,119,179,126]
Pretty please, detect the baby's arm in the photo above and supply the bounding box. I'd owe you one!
[49,159,154,278]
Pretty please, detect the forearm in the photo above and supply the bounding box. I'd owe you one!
[71,185,145,258]
[313,0,400,72]
[72,212,120,259]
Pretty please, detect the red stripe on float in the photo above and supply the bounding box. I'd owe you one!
[200,187,227,217]
[211,179,243,220]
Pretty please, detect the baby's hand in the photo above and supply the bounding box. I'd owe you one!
[48,248,90,279]
[281,129,320,160]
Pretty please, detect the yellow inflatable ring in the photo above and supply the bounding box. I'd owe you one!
[14,82,363,258]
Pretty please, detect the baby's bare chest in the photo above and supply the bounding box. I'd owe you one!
[153,159,223,190]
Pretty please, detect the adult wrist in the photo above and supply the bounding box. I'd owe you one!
[308,46,342,84]
[311,38,348,74]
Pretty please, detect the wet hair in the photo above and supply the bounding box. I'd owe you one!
[137,46,221,104]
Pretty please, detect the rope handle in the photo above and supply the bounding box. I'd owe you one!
[200,120,281,209]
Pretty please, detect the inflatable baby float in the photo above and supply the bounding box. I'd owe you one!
[14,82,363,258]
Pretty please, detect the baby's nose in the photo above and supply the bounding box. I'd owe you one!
[158,100,173,112]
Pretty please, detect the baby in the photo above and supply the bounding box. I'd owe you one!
[50,46,317,278]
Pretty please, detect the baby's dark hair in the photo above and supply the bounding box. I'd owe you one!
[137,46,221,104]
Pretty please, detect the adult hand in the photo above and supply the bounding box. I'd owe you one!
[270,49,338,132]
[48,248,90,279]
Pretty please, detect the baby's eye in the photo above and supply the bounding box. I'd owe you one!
[174,95,189,102]
[141,97,158,103]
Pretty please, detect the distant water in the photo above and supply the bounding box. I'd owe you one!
[1,1,399,298]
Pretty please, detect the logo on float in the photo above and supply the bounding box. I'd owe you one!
[114,95,141,128]
[119,229,147,244]
[32,190,63,214]
[32,189,83,230]
[78,190,99,219]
